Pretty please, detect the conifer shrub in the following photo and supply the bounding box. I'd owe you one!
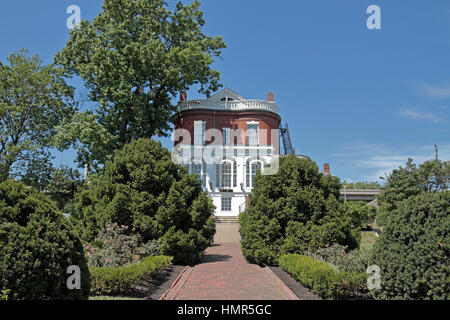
[72,138,215,265]
[0,179,90,300]
[371,191,449,300]
[239,155,359,266]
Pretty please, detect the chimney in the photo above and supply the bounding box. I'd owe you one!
[324,163,330,175]
[267,91,274,102]
[180,91,187,102]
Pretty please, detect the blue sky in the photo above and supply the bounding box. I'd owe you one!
[1,0,449,183]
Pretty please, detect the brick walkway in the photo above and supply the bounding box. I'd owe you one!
[162,243,298,300]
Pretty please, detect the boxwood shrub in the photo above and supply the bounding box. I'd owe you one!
[89,255,172,296]
[0,179,90,300]
[279,254,367,299]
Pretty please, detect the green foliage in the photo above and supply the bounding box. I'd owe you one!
[342,181,382,190]
[279,254,368,300]
[46,165,83,210]
[371,191,449,300]
[377,158,449,226]
[86,222,162,268]
[0,49,75,187]
[1,289,10,300]
[89,255,172,296]
[239,155,359,266]
[54,0,226,167]
[0,179,90,300]
[72,138,215,264]
[305,244,370,274]
[344,201,378,228]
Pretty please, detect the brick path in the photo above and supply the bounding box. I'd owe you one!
[162,243,298,300]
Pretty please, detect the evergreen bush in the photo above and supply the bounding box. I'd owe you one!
[239,155,359,266]
[72,138,215,265]
[0,179,90,300]
[371,191,449,300]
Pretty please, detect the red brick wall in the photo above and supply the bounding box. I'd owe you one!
[174,110,281,146]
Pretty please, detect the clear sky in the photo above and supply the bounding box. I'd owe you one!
[1,0,449,183]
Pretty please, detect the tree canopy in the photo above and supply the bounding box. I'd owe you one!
[377,158,449,225]
[0,49,75,187]
[54,0,226,168]
[342,181,382,190]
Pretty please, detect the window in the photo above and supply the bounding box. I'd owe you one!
[222,161,232,188]
[194,121,206,145]
[246,159,262,188]
[251,161,262,186]
[223,127,230,145]
[247,123,259,145]
[221,197,232,212]
[192,161,206,188]
[245,159,250,187]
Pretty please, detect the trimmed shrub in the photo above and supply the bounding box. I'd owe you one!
[0,179,90,300]
[89,255,172,296]
[371,191,449,300]
[239,155,359,266]
[279,254,367,299]
[72,138,215,264]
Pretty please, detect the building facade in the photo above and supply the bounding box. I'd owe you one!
[173,88,281,217]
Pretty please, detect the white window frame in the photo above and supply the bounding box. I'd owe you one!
[247,122,259,146]
[191,161,207,188]
[246,159,263,188]
[223,127,231,146]
[221,197,232,212]
[194,121,206,145]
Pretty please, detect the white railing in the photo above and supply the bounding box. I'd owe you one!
[177,100,279,114]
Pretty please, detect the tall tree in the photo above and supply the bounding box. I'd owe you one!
[0,49,75,187]
[377,157,449,225]
[54,0,226,168]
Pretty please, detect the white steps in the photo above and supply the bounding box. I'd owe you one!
[213,217,240,243]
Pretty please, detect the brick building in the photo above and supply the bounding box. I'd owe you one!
[173,88,281,217]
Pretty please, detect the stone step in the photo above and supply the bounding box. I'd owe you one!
[214,216,239,223]
[213,222,241,243]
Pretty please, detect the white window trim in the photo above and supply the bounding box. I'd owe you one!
[194,121,206,145]
[247,122,259,146]
[221,197,232,212]
[246,159,263,188]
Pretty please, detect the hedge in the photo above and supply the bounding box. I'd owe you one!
[89,255,172,296]
[279,254,367,299]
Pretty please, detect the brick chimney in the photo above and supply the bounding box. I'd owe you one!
[324,163,330,175]
[180,91,187,102]
[267,91,274,102]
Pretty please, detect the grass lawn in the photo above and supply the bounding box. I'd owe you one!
[360,231,378,251]
[89,296,143,300]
